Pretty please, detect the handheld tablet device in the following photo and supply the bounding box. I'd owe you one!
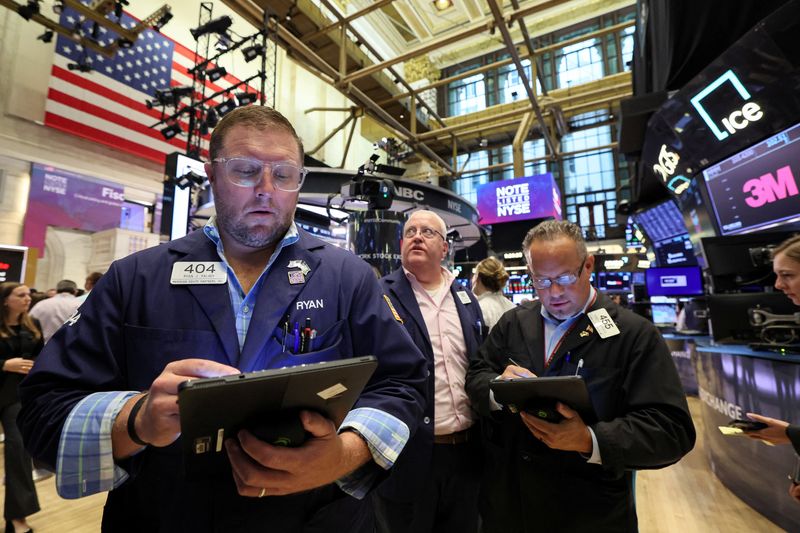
[489,375,596,423]
[177,355,378,478]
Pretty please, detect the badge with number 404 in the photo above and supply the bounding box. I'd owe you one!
[170,262,227,285]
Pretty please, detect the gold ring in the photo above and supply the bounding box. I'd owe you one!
[258,487,266,498]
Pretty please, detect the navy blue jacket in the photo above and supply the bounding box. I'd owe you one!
[18,228,427,532]
[376,267,485,501]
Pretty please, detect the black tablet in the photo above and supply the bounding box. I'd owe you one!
[177,355,378,478]
[489,376,596,423]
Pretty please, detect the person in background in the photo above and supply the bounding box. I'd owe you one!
[472,256,515,331]
[0,283,42,533]
[28,280,80,343]
[466,220,695,532]
[18,106,426,532]
[745,233,800,502]
[44,289,55,299]
[75,272,103,305]
[373,209,485,533]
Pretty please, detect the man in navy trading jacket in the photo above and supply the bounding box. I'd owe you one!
[465,220,695,533]
[373,210,484,533]
[18,106,427,532]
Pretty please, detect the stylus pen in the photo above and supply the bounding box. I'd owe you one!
[293,322,300,353]
[508,357,522,367]
[574,359,584,376]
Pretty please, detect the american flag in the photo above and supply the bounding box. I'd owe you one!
[45,5,260,164]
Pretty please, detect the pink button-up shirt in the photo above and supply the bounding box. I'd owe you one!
[405,267,475,435]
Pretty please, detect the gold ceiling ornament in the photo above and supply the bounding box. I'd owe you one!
[403,56,441,83]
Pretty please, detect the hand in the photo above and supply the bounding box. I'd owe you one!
[2,357,34,375]
[745,413,791,445]
[499,364,535,380]
[790,483,800,503]
[114,358,239,456]
[225,410,371,497]
[520,402,592,454]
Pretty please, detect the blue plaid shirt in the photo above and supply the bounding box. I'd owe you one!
[56,219,408,500]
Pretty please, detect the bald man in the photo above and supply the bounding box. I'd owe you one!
[372,210,486,533]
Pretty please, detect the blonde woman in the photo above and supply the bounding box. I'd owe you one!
[472,257,515,331]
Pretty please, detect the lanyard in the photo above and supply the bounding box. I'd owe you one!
[542,291,597,369]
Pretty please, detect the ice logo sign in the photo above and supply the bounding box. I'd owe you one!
[660,275,687,288]
[690,69,763,141]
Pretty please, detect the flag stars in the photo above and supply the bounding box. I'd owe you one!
[106,66,113,73]
[124,74,131,82]
[134,72,141,79]
[136,59,142,66]
[125,61,132,68]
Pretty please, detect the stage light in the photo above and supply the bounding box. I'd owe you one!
[153,8,173,32]
[204,66,227,82]
[190,16,232,40]
[161,123,183,140]
[236,92,258,106]
[18,0,41,20]
[67,61,92,73]
[242,44,265,62]
[205,108,219,128]
[37,30,54,43]
[214,98,236,117]
[169,86,194,98]
[174,170,207,190]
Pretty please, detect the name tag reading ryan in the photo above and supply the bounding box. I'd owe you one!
[170,262,228,285]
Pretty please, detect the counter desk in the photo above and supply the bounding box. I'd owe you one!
[662,334,710,395]
[694,343,800,531]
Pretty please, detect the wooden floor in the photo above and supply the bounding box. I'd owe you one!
[0,397,786,532]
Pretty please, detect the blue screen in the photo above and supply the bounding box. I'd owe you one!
[646,266,704,296]
[651,304,678,324]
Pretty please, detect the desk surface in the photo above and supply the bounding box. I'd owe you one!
[695,342,800,363]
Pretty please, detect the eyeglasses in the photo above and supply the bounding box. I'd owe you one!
[212,157,308,192]
[403,226,445,240]
[530,258,586,290]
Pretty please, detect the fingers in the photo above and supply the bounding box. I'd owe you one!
[556,402,577,419]
[746,413,774,424]
[500,365,536,380]
[225,438,292,497]
[166,358,240,380]
[300,410,336,439]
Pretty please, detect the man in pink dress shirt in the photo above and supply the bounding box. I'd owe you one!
[372,210,486,533]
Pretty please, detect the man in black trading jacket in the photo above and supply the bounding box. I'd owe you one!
[466,219,695,533]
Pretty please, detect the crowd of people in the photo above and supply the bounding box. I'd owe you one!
[2,106,798,532]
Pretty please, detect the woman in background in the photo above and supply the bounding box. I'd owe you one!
[472,256,515,331]
[746,234,800,502]
[0,283,42,533]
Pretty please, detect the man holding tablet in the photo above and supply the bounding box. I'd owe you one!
[466,220,695,532]
[18,106,427,532]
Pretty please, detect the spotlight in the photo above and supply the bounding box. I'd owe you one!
[190,16,232,40]
[153,8,173,32]
[242,44,265,62]
[174,170,206,190]
[205,107,219,127]
[169,86,194,99]
[17,0,41,20]
[215,98,236,117]
[67,61,92,73]
[215,33,233,52]
[236,92,258,106]
[113,0,129,19]
[160,123,183,140]
[204,66,227,82]
[37,30,54,43]
[432,0,453,11]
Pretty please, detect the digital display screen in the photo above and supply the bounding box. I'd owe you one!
[651,304,678,325]
[633,200,687,243]
[646,266,704,297]
[476,173,562,225]
[652,234,697,267]
[596,271,631,292]
[703,121,800,235]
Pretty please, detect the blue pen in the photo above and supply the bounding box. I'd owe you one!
[293,322,300,353]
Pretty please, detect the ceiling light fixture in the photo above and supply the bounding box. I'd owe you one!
[242,43,265,62]
[236,92,258,106]
[215,98,236,117]
[190,16,232,40]
[204,66,227,82]
[433,0,453,11]
[160,122,183,140]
